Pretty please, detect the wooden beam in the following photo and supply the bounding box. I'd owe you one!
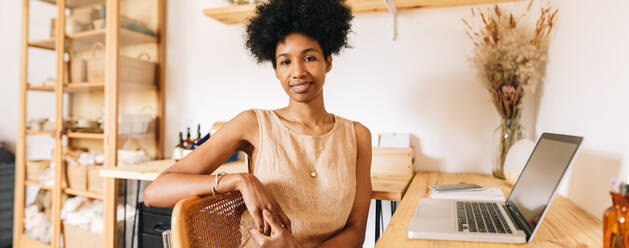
[157,0,166,159]
[51,1,66,246]
[104,0,120,247]
[13,0,29,246]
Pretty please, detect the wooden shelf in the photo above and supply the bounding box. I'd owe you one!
[38,0,105,9]
[68,28,157,51]
[29,28,156,51]
[25,82,155,93]
[25,180,53,190]
[120,82,157,91]
[28,38,55,50]
[26,130,55,136]
[66,131,104,140]
[65,82,104,92]
[203,3,257,24]
[203,0,520,24]
[27,84,55,91]
[64,188,103,200]
[119,132,155,140]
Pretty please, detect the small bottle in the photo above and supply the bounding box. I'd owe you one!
[194,124,202,143]
[604,177,625,248]
[173,132,185,160]
[185,127,193,149]
[178,132,185,149]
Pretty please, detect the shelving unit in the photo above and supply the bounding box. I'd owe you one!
[14,0,165,247]
[203,0,520,24]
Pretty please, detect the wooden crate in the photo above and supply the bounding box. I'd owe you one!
[371,147,414,178]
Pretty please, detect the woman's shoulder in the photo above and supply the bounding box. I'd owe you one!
[221,110,260,142]
[331,114,371,143]
[332,114,369,132]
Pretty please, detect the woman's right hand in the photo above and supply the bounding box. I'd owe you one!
[236,173,292,235]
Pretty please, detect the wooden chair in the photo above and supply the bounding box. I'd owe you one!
[170,191,247,248]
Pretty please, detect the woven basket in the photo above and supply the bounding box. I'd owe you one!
[26,160,50,181]
[87,42,156,85]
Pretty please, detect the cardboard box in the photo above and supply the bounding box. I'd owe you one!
[65,163,87,191]
[63,223,103,248]
[87,165,104,194]
[26,160,50,181]
[63,222,124,248]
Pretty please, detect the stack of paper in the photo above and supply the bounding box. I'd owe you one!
[430,187,505,201]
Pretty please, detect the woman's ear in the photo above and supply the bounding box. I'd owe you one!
[325,55,333,73]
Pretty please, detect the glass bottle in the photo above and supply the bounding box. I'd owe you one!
[194,124,201,143]
[178,132,185,149]
[185,127,193,149]
[173,132,185,160]
[604,180,629,248]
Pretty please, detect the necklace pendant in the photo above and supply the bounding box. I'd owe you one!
[319,145,324,151]
[310,171,318,178]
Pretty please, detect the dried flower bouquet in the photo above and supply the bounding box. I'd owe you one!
[463,0,557,179]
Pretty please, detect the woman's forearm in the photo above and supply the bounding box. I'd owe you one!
[143,172,244,207]
[317,226,365,248]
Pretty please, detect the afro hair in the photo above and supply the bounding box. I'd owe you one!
[245,0,353,68]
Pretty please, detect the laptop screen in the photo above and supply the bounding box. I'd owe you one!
[506,133,582,234]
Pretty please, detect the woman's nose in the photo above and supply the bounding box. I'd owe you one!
[291,61,307,78]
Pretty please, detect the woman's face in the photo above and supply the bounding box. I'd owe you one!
[275,33,332,103]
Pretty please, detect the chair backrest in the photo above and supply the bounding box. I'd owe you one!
[171,191,247,248]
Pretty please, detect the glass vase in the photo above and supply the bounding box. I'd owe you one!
[492,118,526,179]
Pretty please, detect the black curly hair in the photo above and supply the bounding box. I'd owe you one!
[245,0,353,68]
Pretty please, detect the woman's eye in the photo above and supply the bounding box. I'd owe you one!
[304,56,315,62]
[280,60,290,65]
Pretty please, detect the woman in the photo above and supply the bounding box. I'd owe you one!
[143,0,372,247]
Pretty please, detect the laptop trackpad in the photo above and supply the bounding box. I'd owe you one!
[409,199,454,233]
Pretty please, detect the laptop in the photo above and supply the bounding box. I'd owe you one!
[408,133,583,243]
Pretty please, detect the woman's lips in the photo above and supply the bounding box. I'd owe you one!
[290,82,312,94]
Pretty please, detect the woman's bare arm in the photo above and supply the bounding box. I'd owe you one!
[318,122,372,248]
[143,110,258,207]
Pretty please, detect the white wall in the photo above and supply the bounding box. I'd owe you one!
[539,0,629,221]
[1,0,627,247]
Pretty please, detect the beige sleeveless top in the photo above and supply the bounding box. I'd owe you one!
[239,109,357,248]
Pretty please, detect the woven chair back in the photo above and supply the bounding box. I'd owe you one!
[171,191,246,248]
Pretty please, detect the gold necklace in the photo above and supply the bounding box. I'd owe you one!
[290,111,330,178]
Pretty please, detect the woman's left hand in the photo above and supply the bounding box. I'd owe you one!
[249,209,300,248]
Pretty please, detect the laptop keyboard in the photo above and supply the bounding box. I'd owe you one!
[456,202,512,234]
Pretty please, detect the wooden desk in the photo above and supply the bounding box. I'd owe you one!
[376,171,603,247]
[99,159,248,180]
[100,159,414,201]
